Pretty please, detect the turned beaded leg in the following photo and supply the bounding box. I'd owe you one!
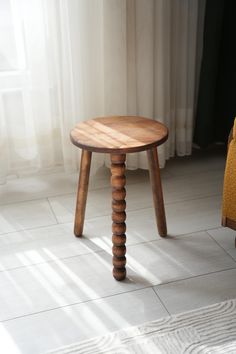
[74,150,92,237]
[147,147,167,237]
[111,154,126,281]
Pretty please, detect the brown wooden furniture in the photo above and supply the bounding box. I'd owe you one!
[70,116,168,281]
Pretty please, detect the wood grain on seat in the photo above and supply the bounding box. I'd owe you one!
[70,116,168,154]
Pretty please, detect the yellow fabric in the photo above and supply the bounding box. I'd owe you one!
[222,118,236,226]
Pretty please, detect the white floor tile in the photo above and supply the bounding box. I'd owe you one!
[0,167,114,206]
[0,167,169,206]
[166,195,222,235]
[83,195,223,249]
[162,170,223,203]
[208,227,236,261]
[0,148,232,354]
[48,168,223,225]
[127,232,235,285]
[47,183,152,224]
[2,288,168,354]
[0,200,57,235]
[0,173,78,205]
[97,194,221,239]
[82,208,160,251]
[48,192,108,224]
[127,169,223,208]
[46,194,223,254]
[0,251,151,321]
[155,268,236,315]
[0,224,100,271]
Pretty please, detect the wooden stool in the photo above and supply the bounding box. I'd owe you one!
[70,116,168,281]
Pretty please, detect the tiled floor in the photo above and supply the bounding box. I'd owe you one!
[0,147,236,354]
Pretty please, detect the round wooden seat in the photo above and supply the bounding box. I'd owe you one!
[70,116,168,281]
[70,116,168,153]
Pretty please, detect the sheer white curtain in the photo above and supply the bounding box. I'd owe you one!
[0,0,204,183]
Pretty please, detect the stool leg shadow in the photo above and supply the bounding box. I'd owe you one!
[74,149,92,237]
[147,147,167,237]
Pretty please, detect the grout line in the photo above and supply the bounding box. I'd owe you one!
[0,247,108,273]
[199,225,225,233]
[1,266,236,324]
[0,172,222,208]
[47,197,60,224]
[5,253,97,273]
[0,177,152,207]
[0,235,170,273]
[0,225,227,273]
[154,266,236,288]
[73,192,222,218]
[0,228,226,273]
[164,193,222,206]
[0,216,222,239]
[0,196,222,239]
[166,168,224,179]
[0,236,166,273]
[0,197,55,208]
[0,285,153,323]
[151,287,171,316]
[206,231,236,264]
[0,221,62,238]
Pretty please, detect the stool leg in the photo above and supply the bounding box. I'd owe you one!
[147,147,167,237]
[111,154,127,281]
[74,150,92,237]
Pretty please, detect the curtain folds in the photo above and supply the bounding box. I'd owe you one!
[194,0,236,147]
[0,0,203,183]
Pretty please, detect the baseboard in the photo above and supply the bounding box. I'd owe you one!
[222,216,236,231]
